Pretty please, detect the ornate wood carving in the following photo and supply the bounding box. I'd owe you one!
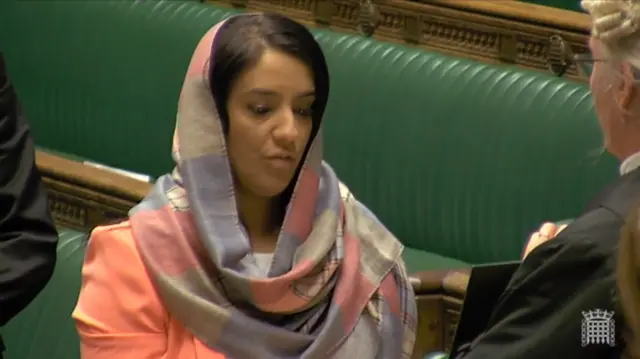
[36,151,150,232]
[211,0,591,80]
[356,0,381,37]
[411,269,469,357]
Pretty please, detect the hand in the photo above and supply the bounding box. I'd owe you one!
[522,222,568,259]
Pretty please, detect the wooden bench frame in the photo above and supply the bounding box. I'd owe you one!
[37,150,470,357]
[210,0,590,81]
[37,150,149,231]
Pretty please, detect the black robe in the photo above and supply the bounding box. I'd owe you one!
[0,53,58,356]
[455,166,640,359]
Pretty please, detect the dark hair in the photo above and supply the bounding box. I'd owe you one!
[208,13,330,231]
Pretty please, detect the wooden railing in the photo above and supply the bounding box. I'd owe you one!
[36,150,150,231]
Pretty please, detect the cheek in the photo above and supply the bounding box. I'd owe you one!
[591,64,606,94]
[591,68,614,118]
[226,112,261,165]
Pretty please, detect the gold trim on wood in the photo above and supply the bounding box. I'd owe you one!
[210,0,590,79]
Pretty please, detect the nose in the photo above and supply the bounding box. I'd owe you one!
[272,110,298,147]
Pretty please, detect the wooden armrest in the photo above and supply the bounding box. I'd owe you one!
[36,150,152,231]
[410,268,470,298]
[36,150,150,201]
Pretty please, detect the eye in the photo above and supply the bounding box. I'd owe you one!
[249,105,271,116]
[294,107,313,118]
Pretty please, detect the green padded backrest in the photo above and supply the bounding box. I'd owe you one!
[0,1,239,177]
[0,1,617,263]
[315,32,616,262]
[318,33,617,262]
[1,228,86,359]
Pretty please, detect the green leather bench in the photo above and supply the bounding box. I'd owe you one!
[1,228,85,359]
[0,0,616,269]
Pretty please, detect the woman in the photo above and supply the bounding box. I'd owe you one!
[72,13,416,359]
[443,0,640,358]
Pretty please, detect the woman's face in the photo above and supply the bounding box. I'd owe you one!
[225,49,315,198]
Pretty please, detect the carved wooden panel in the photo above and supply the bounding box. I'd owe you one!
[36,151,150,232]
[411,292,464,357]
[44,177,134,231]
[413,295,444,358]
[48,190,88,229]
[443,295,463,352]
[210,0,590,80]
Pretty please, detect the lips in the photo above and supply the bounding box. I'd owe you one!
[266,154,296,169]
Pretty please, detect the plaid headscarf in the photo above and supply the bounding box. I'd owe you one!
[129,15,417,358]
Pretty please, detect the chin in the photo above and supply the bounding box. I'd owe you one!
[252,178,292,198]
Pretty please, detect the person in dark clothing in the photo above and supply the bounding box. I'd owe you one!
[454,177,633,359]
[447,1,640,358]
[0,53,58,356]
[617,200,640,359]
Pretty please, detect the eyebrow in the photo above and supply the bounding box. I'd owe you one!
[246,88,316,98]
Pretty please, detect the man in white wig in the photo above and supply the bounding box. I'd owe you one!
[446,1,640,358]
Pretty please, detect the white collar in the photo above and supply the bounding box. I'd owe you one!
[620,151,640,175]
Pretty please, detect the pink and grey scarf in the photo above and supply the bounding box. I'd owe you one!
[129,16,416,358]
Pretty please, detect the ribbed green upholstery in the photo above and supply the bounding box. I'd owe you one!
[0,1,617,268]
[0,1,239,177]
[316,33,617,263]
[1,228,86,359]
